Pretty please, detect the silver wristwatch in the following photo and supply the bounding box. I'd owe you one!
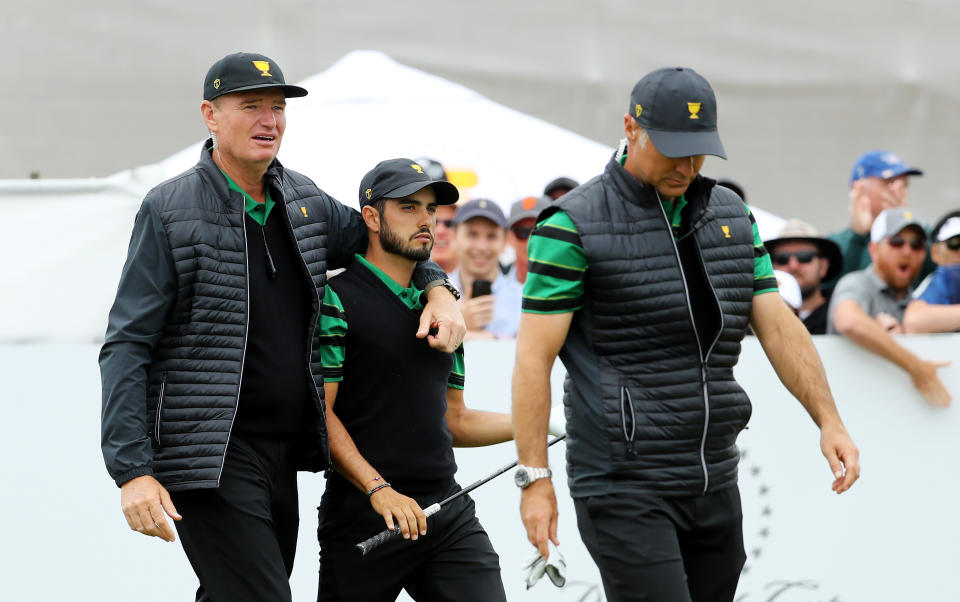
[514,465,552,489]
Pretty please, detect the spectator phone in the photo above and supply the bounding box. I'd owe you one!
[471,279,493,298]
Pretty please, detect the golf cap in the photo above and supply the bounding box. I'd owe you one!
[453,198,507,229]
[849,151,923,185]
[543,177,579,198]
[359,158,459,208]
[931,211,960,243]
[508,195,551,229]
[629,67,726,159]
[870,208,927,244]
[204,52,308,101]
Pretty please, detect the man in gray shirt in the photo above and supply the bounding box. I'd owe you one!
[829,207,951,407]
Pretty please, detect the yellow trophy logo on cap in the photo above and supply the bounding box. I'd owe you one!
[687,102,701,119]
[365,188,372,200]
[252,61,272,77]
[635,104,643,118]
[411,164,423,174]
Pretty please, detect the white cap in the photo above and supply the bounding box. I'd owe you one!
[774,270,802,311]
[870,207,926,243]
[935,217,960,242]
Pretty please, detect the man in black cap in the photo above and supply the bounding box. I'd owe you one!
[99,54,464,602]
[543,176,579,200]
[315,158,513,601]
[512,66,860,601]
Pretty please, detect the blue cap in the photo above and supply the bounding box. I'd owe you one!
[850,151,923,185]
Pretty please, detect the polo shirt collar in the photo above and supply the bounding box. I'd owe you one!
[354,254,423,310]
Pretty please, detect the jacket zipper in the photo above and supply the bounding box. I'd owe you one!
[655,191,711,494]
[155,371,168,447]
[217,193,251,487]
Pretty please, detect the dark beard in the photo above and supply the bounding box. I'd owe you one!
[379,214,433,262]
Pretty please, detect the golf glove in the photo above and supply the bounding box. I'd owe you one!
[521,540,567,589]
[547,404,566,437]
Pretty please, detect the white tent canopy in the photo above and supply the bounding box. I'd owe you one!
[0,51,782,343]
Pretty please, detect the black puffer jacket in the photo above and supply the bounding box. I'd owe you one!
[547,157,755,498]
[100,142,443,491]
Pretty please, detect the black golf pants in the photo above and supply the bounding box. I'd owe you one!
[317,479,506,602]
[574,485,746,602]
[171,435,299,602]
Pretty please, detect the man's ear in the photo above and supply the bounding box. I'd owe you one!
[362,205,380,232]
[868,241,879,263]
[819,257,830,280]
[201,100,217,133]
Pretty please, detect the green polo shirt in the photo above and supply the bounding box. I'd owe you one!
[522,201,778,315]
[319,254,465,389]
[219,167,276,226]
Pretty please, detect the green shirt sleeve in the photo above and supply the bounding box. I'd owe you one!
[318,285,348,382]
[745,204,778,295]
[522,210,587,314]
[448,346,465,390]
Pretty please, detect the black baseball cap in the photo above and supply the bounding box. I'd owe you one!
[629,67,726,159]
[543,176,579,197]
[453,198,507,229]
[204,52,308,101]
[359,158,459,208]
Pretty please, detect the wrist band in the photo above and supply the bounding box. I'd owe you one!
[365,476,383,488]
[367,482,392,497]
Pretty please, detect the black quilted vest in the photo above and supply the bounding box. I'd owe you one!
[551,157,754,498]
[144,144,334,490]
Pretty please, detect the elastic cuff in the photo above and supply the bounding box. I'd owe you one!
[115,466,154,488]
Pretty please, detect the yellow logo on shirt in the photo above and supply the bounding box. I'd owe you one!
[300,207,308,218]
[252,61,272,77]
[688,102,701,119]
[721,225,731,238]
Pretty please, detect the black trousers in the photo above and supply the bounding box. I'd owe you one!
[317,479,506,602]
[171,435,299,602]
[574,486,746,602]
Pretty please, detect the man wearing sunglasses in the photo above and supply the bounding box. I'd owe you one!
[829,207,951,407]
[505,195,552,284]
[904,210,960,333]
[764,220,843,334]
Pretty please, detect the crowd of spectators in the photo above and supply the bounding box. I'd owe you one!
[422,150,957,401]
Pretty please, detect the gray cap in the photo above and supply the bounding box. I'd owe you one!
[870,208,927,243]
[507,195,551,229]
[454,198,507,229]
[629,66,726,159]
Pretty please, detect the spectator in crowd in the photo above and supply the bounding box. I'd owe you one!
[452,199,523,339]
[715,178,747,202]
[543,176,579,200]
[505,195,551,284]
[828,208,951,407]
[903,210,960,333]
[828,150,934,288]
[765,219,843,334]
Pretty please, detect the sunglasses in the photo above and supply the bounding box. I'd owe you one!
[887,236,925,251]
[438,219,456,228]
[771,250,817,265]
[944,235,960,251]
[512,225,535,240]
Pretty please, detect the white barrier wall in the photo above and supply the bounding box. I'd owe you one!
[1,335,958,601]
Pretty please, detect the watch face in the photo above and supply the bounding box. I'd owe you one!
[514,469,529,488]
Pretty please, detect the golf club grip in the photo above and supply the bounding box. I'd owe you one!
[356,525,401,556]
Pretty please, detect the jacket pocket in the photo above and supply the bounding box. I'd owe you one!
[154,371,168,448]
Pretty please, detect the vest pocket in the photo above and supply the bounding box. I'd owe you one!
[620,385,637,456]
[154,371,167,449]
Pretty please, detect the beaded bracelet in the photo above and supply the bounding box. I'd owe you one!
[367,482,392,497]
